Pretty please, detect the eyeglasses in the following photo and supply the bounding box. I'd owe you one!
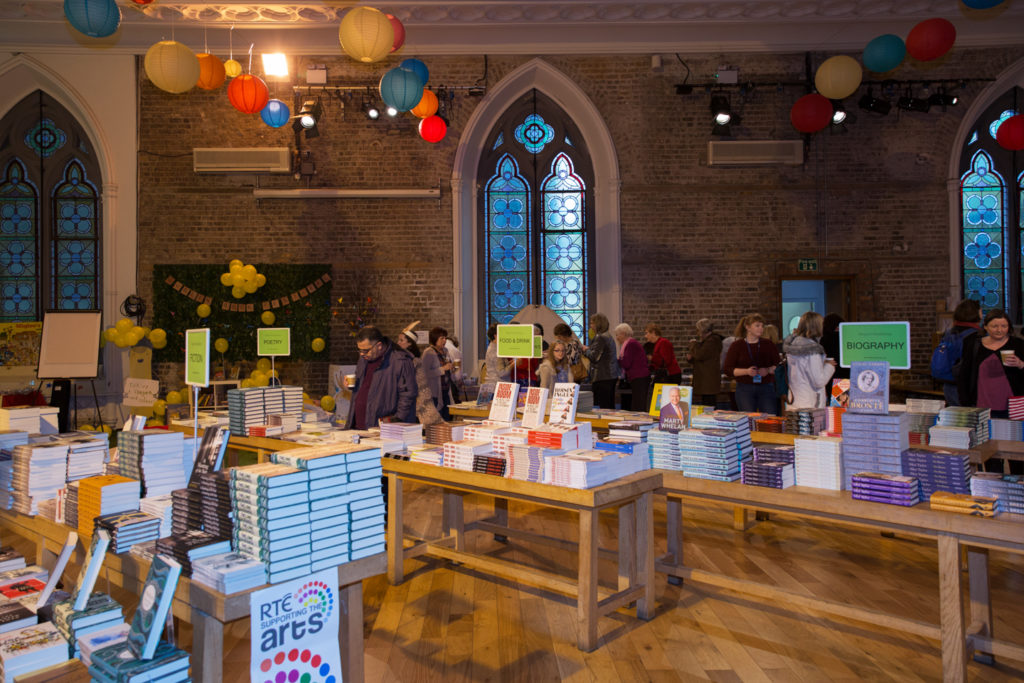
[356,341,381,356]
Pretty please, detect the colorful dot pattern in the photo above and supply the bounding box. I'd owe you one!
[259,648,336,683]
[295,580,334,619]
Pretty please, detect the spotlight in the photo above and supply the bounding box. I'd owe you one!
[858,89,891,116]
[386,106,398,117]
[467,85,486,97]
[363,101,380,120]
[929,89,959,108]
[897,87,931,113]
[830,101,847,125]
[710,95,731,125]
[292,99,322,138]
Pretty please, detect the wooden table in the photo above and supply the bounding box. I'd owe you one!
[447,403,651,431]
[0,510,385,683]
[384,459,660,651]
[13,659,89,683]
[657,473,1024,683]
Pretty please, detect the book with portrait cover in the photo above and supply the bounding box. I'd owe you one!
[488,382,519,422]
[126,554,182,660]
[548,383,580,425]
[848,361,890,414]
[520,387,548,429]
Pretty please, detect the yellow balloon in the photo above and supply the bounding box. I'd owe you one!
[320,395,336,412]
[114,333,132,348]
[232,286,245,299]
[100,424,112,435]
[240,378,253,388]
[814,55,863,100]
[229,259,243,269]
[220,272,233,286]
[311,337,325,352]
[131,326,146,338]
[243,281,258,294]
[256,358,271,371]
[302,392,311,402]
[153,399,167,416]
[149,328,166,342]
[197,303,211,318]
[255,274,267,287]
[104,328,118,342]
[147,417,165,427]
[232,273,245,286]
[166,390,183,405]
[115,318,134,333]
[127,331,144,346]
[242,264,257,278]
[214,338,229,353]
[152,338,167,350]
[230,263,243,275]
[268,369,279,378]
[250,369,266,384]
[261,311,275,326]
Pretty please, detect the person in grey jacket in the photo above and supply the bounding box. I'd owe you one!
[583,313,620,409]
[345,326,418,429]
[781,312,836,410]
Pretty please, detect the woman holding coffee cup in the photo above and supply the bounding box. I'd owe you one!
[957,308,1024,418]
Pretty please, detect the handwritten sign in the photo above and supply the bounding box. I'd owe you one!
[123,378,159,407]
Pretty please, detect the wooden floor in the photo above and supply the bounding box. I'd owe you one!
[85,482,1024,682]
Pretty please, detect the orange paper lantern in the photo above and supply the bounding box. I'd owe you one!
[196,53,226,90]
[227,74,269,114]
[411,88,438,118]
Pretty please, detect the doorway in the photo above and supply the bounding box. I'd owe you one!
[780,278,853,333]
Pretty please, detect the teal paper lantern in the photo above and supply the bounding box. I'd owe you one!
[380,67,424,112]
[260,99,291,128]
[962,0,1004,8]
[64,0,121,38]
[862,34,906,73]
[400,58,429,85]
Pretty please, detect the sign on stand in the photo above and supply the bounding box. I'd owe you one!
[496,324,534,358]
[123,378,159,407]
[257,327,292,357]
[838,322,910,369]
[185,328,210,387]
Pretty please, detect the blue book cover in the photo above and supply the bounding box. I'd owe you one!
[126,555,182,660]
[847,361,890,414]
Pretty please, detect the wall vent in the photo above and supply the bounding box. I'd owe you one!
[193,147,292,173]
[707,140,804,166]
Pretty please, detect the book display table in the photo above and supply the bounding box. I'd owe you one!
[383,460,659,651]
[657,473,1024,683]
[0,509,385,683]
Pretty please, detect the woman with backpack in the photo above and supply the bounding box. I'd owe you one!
[931,299,981,406]
[782,312,836,409]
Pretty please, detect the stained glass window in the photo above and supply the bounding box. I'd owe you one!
[479,90,594,341]
[0,91,101,321]
[961,151,1005,309]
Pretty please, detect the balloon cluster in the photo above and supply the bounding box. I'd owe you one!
[240,358,278,388]
[220,259,267,299]
[102,318,167,349]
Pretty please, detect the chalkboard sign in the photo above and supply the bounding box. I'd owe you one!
[37,311,102,379]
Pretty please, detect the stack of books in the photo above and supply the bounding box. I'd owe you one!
[691,411,754,460]
[0,548,24,574]
[139,495,174,538]
[90,640,190,683]
[190,551,266,594]
[752,416,784,433]
[117,430,186,498]
[647,428,680,470]
[850,472,921,506]
[0,431,29,451]
[546,449,643,488]
[170,487,203,535]
[0,408,44,433]
[506,443,549,482]
[197,471,234,539]
[905,411,939,445]
[741,460,795,489]
[53,593,123,657]
[492,430,529,457]
[472,453,507,476]
[825,406,845,435]
[76,475,140,540]
[424,422,466,446]
[63,482,79,529]
[94,511,162,554]
[61,433,108,482]
[408,447,444,466]
[77,623,128,667]
[906,398,945,413]
[751,443,795,464]
[927,425,975,449]
[231,464,311,584]
[463,423,514,443]
[11,442,69,515]
[989,418,1024,441]
[676,428,743,482]
[267,413,301,434]
[937,406,991,445]
[0,600,38,634]
[246,424,284,438]
[970,473,1024,514]
[442,440,492,471]
[784,408,827,436]
[593,438,649,458]
[606,420,656,443]
[227,387,267,438]
[379,422,424,447]
[840,412,910,489]
[929,490,1000,517]
[794,436,844,490]
[0,623,69,680]
[899,447,973,497]
[0,444,17,511]
[155,531,231,577]
[344,445,387,563]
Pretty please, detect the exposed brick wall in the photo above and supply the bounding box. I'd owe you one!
[137,48,1024,394]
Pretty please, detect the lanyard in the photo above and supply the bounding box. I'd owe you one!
[745,340,759,366]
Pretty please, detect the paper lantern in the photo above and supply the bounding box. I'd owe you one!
[224,59,242,78]
[64,0,121,38]
[339,7,394,63]
[261,311,276,326]
[962,0,1005,8]
[400,58,429,85]
[228,74,269,114]
[419,115,447,143]
[195,53,226,90]
[196,303,211,318]
[131,0,155,4]
[790,94,833,134]
[906,18,956,62]
[260,99,291,128]
[380,67,424,112]
[387,13,405,53]
[814,55,862,100]
[214,338,229,354]
[312,338,325,352]
[411,88,438,118]
[145,41,200,94]
[996,115,1024,151]
[862,34,906,73]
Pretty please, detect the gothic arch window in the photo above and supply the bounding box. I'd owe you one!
[0,90,101,320]
[478,90,594,339]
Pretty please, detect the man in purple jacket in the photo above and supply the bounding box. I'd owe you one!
[345,326,418,429]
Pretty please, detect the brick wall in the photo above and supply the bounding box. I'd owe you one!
[139,48,1024,394]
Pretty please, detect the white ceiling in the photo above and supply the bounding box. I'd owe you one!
[0,1,1022,56]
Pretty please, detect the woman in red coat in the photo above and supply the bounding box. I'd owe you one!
[644,323,682,385]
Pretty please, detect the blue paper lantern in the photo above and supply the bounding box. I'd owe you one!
[399,58,429,85]
[862,34,906,73]
[962,0,1005,8]
[260,99,291,128]
[64,0,121,38]
[380,68,424,112]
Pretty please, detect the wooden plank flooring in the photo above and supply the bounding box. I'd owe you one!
[48,481,1023,682]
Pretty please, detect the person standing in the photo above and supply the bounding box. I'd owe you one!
[956,308,1024,416]
[615,323,651,411]
[538,340,571,392]
[723,313,781,414]
[483,324,512,388]
[395,327,444,426]
[644,324,682,385]
[687,318,723,407]
[782,312,836,409]
[933,299,982,406]
[583,313,619,409]
[553,322,587,383]
[344,326,418,429]
[422,326,455,420]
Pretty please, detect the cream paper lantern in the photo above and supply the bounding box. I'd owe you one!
[145,40,200,94]
[339,7,394,63]
[814,55,862,101]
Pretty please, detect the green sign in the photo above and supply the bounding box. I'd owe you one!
[496,324,534,358]
[185,328,210,387]
[257,327,291,357]
[798,258,818,272]
[838,322,910,369]
[532,335,543,359]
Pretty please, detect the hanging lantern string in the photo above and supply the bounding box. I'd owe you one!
[229,25,234,60]
[248,43,254,74]
[203,25,208,54]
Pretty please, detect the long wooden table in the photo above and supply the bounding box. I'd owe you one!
[656,473,1024,683]
[0,509,385,683]
[384,459,659,651]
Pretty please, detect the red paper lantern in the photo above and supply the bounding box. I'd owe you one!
[790,94,833,133]
[419,115,447,143]
[227,74,269,114]
[387,13,405,53]
[906,18,956,62]
[131,0,155,4]
[996,115,1024,151]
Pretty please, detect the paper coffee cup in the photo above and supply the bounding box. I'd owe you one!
[1001,350,1014,365]
[344,373,356,388]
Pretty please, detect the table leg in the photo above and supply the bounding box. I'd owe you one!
[617,500,636,593]
[733,506,750,531]
[666,496,683,586]
[937,533,967,683]
[636,491,654,620]
[442,490,465,551]
[492,497,509,543]
[190,606,223,683]
[338,581,365,683]
[577,508,599,652]
[387,474,404,585]
[967,547,994,665]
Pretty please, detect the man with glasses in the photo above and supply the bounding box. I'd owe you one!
[344,326,417,430]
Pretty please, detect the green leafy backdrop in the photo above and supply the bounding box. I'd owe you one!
[152,264,332,362]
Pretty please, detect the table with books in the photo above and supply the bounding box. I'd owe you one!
[383,459,659,652]
[655,473,1024,683]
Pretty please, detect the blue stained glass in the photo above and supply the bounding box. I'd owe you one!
[968,131,978,146]
[52,160,98,310]
[961,150,1005,313]
[492,132,504,150]
[989,110,1019,141]
[545,233,583,271]
[24,118,67,158]
[0,160,38,320]
[491,234,528,271]
[1,282,34,316]
[540,153,587,338]
[58,281,94,309]
[514,114,555,154]
[564,135,574,147]
[484,154,531,328]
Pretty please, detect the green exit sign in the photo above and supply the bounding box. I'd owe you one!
[798,258,818,272]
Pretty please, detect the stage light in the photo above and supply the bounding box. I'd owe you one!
[261,53,289,78]
[710,95,732,125]
[897,88,931,113]
[831,101,847,125]
[929,89,958,108]
[858,89,891,115]
[292,99,322,138]
[386,105,398,117]
[364,100,380,120]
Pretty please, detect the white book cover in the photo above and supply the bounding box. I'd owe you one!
[72,529,110,611]
[488,382,519,422]
[548,383,580,425]
[520,387,548,429]
[32,531,77,612]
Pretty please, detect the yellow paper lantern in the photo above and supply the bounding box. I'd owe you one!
[144,40,200,94]
[214,338,229,353]
[224,59,242,78]
[195,53,226,90]
[411,88,438,118]
[814,55,863,100]
[261,311,275,326]
[339,6,394,63]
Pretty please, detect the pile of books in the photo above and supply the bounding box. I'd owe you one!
[442,440,492,471]
[928,425,975,449]
[190,551,266,594]
[11,442,69,515]
[989,418,1024,441]
[929,490,1000,517]
[906,398,945,413]
[77,623,128,667]
[970,473,1024,514]
[905,411,939,445]
[0,623,69,680]
[379,422,424,447]
[62,433,108,482]
[53,593,123,657]
[752,416,784,433]
[691,411,754,460]
[76,475,140,540]
[593,438,649,459]
[0,407,57,433]
[342,446,387,563]
[506,444,549,482]
[227,387,267,438]
[606,420,655,443]
[647,428,680,470]
[741,460,795,489]
[0,548,25,574]
[156,531,231,576]
[676,428,743,481]
[0,454,12,511]
[408,446,444,466]
[840,412,909,489]
[900,448,972,497]
[936,406,990,445]
[117,430,186,498]
[751,443,795,464]
[139,495,174,537]
[170,488,203,535]
[198,471,234,539]
[424,422,466,445]
[794,436,844,490]
[826,406,845,435]
[94,511,162,554]
[267,412,301,434]
[492,430,529,457]
[850,472,921,506]
[63,481,79,528]
[784,408,827,436]
[463,422,515,443]
[472,453,507,476]
[231,464,311,584]
[546,449,644,488]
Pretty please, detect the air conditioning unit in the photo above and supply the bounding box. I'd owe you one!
[193,147,292,173]
[707,140,804,166]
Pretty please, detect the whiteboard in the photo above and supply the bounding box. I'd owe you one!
[37,311,102,379]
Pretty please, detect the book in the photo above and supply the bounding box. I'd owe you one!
[31,532,76,614]
[848,361,890,414]
[656,385,692,433]
[89,639,189,683]
[0,622,68,680]
[548,382,580,425]
[72,529,110,611]
[520,387,549,429]
[125,554,182,660]
[187,426,230,487]
[488,382,519,422]
[0,602,36,633]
